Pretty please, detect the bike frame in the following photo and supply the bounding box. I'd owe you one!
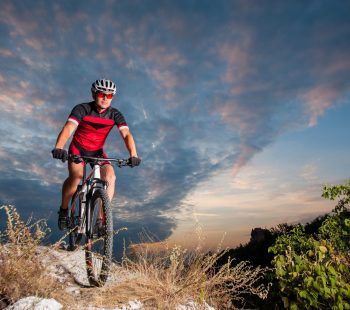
[78,163,106,236]
[70,155,129,236]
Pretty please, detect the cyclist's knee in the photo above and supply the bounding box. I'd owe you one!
[105,172,116,185]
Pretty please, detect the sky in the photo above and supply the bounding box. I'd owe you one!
[0,0,349,257]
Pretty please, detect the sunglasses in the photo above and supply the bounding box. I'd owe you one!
[96,92,113,99]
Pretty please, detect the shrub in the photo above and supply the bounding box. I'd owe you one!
[269,182,350,310]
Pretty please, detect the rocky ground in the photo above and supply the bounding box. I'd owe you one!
[3,246,215,310]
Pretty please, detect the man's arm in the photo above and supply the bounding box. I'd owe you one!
[54,121,78,149]
[119,127,138,158]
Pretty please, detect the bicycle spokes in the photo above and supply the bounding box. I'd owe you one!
[85,189,113,286]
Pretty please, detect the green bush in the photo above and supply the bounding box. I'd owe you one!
[269,182,350,310]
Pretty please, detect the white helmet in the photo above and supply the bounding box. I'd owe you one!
[91,79,117,95]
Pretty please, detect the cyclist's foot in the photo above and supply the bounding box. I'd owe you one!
[58,207,68,230]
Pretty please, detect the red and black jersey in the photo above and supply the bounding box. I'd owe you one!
[67,101,128,152]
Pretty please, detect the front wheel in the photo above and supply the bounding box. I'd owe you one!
[85,189,113,286]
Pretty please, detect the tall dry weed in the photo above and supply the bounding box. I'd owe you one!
[126,247,268,309]
[0,205,68,307]
[84,230,269,309]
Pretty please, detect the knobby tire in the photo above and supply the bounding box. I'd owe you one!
[85,189,113,287]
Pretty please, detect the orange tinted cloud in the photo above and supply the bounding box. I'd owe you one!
[220,42,251,85]
[0,2,37,37]
[232,142,258,176]
[217,28,252,90]
[303,86,339,127]
[24,37,55,51]
[151,69,179,89]
[0,48,13,57]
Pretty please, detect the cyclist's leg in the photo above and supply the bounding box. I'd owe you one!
[100,164,116,202]
[61,161,84,209]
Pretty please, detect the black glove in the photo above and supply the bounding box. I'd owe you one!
[129,156,141,167]
[51,148,68,163]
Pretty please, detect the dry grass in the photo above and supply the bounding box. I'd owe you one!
[84,232,270,310]
[122,247,268,309]
[0,205,72,308]
[0,206,270,309]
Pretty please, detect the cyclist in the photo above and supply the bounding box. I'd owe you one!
[52,79,141,230]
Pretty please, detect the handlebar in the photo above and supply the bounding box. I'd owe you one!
[69,154,131,168]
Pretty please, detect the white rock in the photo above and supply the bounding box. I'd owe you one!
[45,247,90,286]
[5,297,62,310]
[38,247,127,287]
[65,285,80,296]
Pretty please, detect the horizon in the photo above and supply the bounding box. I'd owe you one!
[0,0,349,258]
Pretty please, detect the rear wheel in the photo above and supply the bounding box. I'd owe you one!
[68,191,83,251]
[85,189,113,286]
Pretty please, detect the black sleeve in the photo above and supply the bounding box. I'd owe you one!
[68,104,86,124]
[113,109,129,130]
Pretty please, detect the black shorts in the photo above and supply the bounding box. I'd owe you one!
[69,142,110,166]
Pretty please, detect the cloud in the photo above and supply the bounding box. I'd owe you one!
[150,68,180,90]
[218,34,252,87]
[0,2,37,37]
[303,86,342,127]
[0,48,13,57]
[23,37,55,51]
[0,179,59,222]
[204,1,350,176]
[0,0,349,249]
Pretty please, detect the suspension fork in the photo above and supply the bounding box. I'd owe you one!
[85,163,103,238]
[84,162,93,238]
[85,182,93,238]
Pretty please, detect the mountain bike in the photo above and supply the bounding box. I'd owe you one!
[67,154,131,287]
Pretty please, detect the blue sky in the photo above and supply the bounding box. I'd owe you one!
[0,0,349,254]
